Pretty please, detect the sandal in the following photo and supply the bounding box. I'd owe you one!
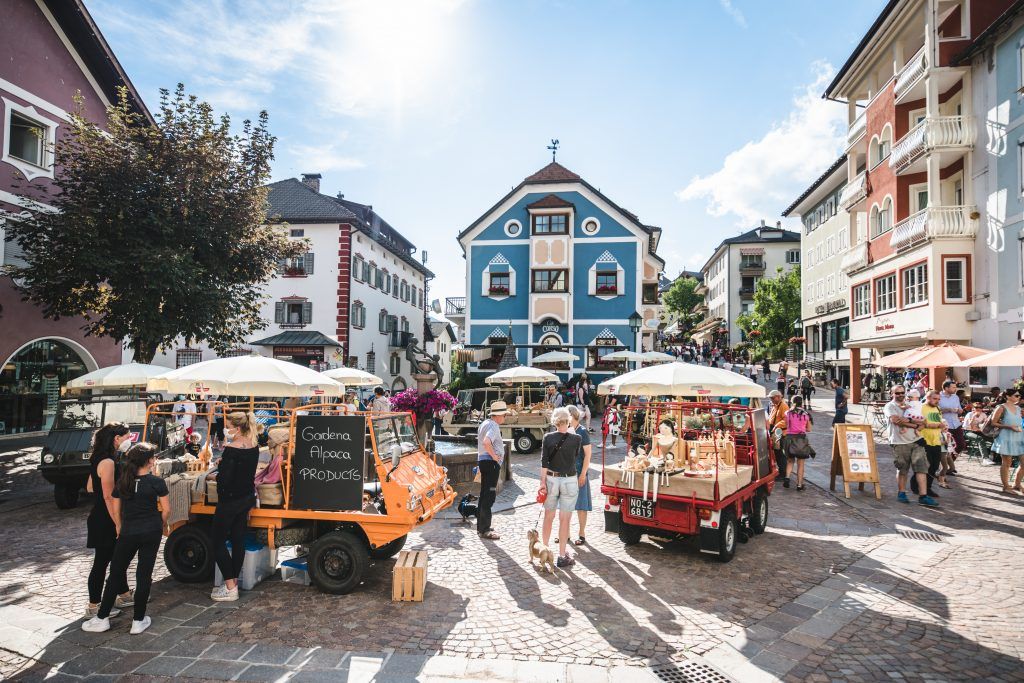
[938,481,951,489]
[479,531,500,540]
[573,537,587,546]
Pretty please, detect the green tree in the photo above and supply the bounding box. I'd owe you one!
[663,276,703,331]
[736,266,801,359]
[5,85,303,363]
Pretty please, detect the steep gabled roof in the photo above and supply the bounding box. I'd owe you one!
[524,162,581,184]
[721,226,801,245]
[45,0,153,124]
[265,178,360,223]
[781,155,847,217]
[526,194,575,210]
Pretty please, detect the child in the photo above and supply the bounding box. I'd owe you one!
[82,443,169,635]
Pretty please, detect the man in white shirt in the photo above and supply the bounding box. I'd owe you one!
[884,385,936,507]
[173,395,197,435]
[370,387,391,413]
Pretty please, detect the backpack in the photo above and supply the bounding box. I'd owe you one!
[800,377,812,390]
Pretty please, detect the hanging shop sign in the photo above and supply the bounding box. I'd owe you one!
[273,346,325,359]
[815,298,847,315]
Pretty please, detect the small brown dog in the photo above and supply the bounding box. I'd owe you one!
[527,528,556,573]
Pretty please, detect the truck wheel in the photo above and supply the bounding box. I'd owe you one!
[750,493,768,535]
[164,523,215,583]
[308,531,368,595]
[513,431,537,453]
[369,534,407,560]
[618,521,643,546]
[53,483,80,510]
[717,509,738,563]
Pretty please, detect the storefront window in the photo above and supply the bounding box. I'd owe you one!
[0,339,90,433]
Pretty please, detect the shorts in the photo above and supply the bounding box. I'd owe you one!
[543,475,579,513]
[892,442,928,474]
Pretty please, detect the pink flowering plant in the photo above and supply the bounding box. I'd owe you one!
[389,387,457,418]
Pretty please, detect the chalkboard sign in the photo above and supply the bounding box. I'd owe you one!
[290,415,366,511]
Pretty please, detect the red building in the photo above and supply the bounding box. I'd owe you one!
[0,0,151,433]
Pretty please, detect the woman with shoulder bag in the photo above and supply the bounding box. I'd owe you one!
[84,423,136,618]
[207,412,263,601]
[82,443,169,634]
[989,390,1024,494]
[783,396,815,491]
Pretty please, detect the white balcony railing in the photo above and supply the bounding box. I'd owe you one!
[889,206,978,251]
[839,171,868,210]
[847,110,867,147]
[894,46,928,101]
[840,241,869,274]
[889,115,976,172]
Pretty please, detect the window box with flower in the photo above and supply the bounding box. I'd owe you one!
[488,285,510,295]
[595,284,618,295]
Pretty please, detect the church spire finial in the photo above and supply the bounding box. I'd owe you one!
[547,139,560,162]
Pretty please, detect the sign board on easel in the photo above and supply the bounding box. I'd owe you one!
[829,423,882,499]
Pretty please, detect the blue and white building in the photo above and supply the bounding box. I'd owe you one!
[448,161,665,380]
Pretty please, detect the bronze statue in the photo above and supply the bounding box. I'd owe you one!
[405,336,445,389]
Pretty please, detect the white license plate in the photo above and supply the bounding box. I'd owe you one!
[628,497,654,519]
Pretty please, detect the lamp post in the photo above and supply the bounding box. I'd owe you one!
[629,311,643,370]
[792,317,804,371]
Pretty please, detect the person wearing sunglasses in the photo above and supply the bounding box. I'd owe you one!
[884,386,937,507]
[989,389,1024,494]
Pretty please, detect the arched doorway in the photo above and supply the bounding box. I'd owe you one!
[0,338,95,433]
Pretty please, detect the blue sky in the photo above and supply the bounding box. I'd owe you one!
[89,0,882,306]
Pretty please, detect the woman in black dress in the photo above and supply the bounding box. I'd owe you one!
[208,412,263,602]
[85,422,134,617]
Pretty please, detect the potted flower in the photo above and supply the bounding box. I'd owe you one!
[389,387,458,441]
[596,284,617,294]
[489,285,509,295]
[788,336,806,344]
[748,330,762,338]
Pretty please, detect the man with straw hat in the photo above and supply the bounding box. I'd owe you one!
[476,401,507,540]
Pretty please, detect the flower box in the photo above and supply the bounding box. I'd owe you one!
[284,266,306,277]
[596,286,618,295]
[489,286,509,295]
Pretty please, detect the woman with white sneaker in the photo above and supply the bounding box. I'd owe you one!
[82,443,168,635]
[208,412,262,602]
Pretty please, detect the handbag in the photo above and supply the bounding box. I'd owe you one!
[982,407,1002,439]
[786,433,816,458]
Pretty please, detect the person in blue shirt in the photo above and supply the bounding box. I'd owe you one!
[831,379,848,424]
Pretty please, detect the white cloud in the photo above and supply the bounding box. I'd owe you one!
[676,61,846,225]
[718,0,747,28]
[287,143,365,172]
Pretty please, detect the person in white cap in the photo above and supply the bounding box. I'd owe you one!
[476,401,507,539]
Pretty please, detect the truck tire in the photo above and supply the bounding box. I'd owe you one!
[618,521,643,546]
[308,531,368,595]
[513,431,538,454]
[53,483,80,510]
[750,493,768,535]
[369,534,407,560]
[164,523,215,583]
[717,509,738,563]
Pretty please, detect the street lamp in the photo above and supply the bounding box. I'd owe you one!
[628,311,643,370]
[792,317,804,368]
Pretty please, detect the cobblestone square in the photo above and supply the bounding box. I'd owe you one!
[1,395,1022,681]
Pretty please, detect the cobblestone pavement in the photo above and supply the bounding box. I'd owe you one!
[1,387,1022,682]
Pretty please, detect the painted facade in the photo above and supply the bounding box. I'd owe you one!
[826,0,1015,401]
[0,0,151,432]
[784,156,856,384]
[451,162,664,379]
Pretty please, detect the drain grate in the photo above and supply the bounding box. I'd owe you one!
[900,529,946,543]
[653,661,736,683]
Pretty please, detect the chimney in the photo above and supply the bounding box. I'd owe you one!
[301,173,322,193]
[776,221,782,229]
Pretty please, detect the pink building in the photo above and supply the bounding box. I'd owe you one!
[0,0,151,433]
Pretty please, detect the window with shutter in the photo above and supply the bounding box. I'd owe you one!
[379,309,389,333]
[362,262,370,282]
[353,256,364,281]
[302,301,313,324]
[275,302,285,324]
[304,252,314,275]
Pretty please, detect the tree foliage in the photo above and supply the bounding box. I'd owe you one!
[5,85,303,363]
[735,266,801,359]
[663,276,703,331]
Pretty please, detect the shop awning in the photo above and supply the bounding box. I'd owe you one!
[249,331,341,347]
[453,348,492,363]
[690,317,725,334]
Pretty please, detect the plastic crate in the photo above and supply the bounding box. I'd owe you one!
[279,557,310,586]
[214,539,276,590]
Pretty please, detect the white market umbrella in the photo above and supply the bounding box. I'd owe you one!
[321,367,384,387]
[67,363,170,390]
[530,350,580,363]
[639,351,676,363]
[601,350,645,362]
[954,343,1024,368]
[597,361,765,398]
[148,354,343,397]
[485,366,559,385]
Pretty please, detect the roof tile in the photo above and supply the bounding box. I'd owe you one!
[526,193,575,209]
[523,162,582,183]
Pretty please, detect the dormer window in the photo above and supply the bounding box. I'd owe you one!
[532,214,568,235]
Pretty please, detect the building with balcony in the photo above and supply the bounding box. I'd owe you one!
[0,0,153,433]
[956,2,1024,388]
[697,222,801,348]
[454,161,664,379]
[144,173,432,393]
[825,0,1014,401]
[783,155,858,386]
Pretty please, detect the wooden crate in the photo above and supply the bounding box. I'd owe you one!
[392,550,428,602]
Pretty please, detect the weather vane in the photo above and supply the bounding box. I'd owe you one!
[547,139,560,162]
